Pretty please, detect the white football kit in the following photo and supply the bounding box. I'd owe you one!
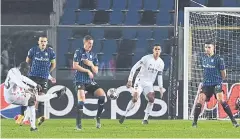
[4,68,37,106]
[128,54,165,97]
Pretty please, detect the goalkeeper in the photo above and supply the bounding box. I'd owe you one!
[192,41,239,128]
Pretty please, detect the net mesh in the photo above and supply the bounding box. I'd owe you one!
[187,11,240,120]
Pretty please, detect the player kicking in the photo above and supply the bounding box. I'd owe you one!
[73,35,106,130]
[119,44,165,124]
[192,41,239,128]
[3,62,66,131]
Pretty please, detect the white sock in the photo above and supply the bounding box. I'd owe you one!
[29,106,36,129]
[22,107,30,122]
[36,93,57,102]
[144,102,153,120]
[124,100,135,116]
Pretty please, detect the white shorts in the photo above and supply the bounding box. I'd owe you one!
[4,88,31,106]
[133,78,154,99]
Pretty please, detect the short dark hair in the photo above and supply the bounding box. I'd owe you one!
[153,44,161,47]
[205,41,215,45]
[39,35,48,38]
[19,61,30,69]
[83,35,93,41]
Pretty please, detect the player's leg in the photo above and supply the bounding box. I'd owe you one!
[36,78,48,126]
[35,86,66,126]
[192,86,209,127]
[27,96,38,131]
[119,85,142,124]
[75,83,86,130]
[35,87,66,102]
[142,85,155,124]
[20,107,30,126]
[215,85,239,127]
[15,106,26,124]
[8,90,37,131]
[87,83,106,128]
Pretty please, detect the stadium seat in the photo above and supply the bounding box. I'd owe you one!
[60,8,76,24]
[70,38,83,52]
[116,39,137,69]
[57,29,72,66]
[102,40,117,61]
[109,10,124,25]
[97,0,110,10]
[137,29,152,39]
[143,0,160,11]
[156,11,170,25]
[92,39,102,53]
[63,0,79,10]
[71,28,91,38]
[75,10,93,24]
[124,10,139,25]
[79,0,96,10]
[91,28,104,40]
[128,0,143,10]
[90,9,112,24]
[111,0,127,10]
[154,28,168,44]
[138,10,159,25]
[102,29,122,40]
[122,28,137,39]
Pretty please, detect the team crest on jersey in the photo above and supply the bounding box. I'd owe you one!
[45,53,48,56]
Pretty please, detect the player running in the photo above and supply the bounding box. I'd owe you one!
[119,44,165,124]
[3,62,66,131]
[192,41,239,128]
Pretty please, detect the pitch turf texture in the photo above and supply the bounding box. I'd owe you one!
[1,119,240,138]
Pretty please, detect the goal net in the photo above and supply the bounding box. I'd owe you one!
[184,7,240,120]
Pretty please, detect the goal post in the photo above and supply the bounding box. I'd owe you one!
[183,7,240,120]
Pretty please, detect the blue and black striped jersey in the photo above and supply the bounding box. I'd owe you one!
[73,48,98,84]
[27,46,56,79]
[200,54,225,86]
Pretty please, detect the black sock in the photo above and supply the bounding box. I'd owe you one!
[194,103,202,123]
[96,96,105,118]
[37,102,44,118]
[21,106,26,115]
[76,101,84,126]
[221,101,234,121]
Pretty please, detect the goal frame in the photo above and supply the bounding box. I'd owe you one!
[183,7,240,120]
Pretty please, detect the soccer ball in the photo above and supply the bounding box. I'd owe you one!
[107,88,118,100]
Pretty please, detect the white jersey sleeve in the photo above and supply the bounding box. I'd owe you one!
[157,59,165,88]
[22,75,37,87]
[128,56,147,81]
[6,68,30,90]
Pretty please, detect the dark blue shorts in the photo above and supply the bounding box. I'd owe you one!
[201,84,223,102]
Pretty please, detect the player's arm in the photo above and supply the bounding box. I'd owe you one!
[8,69,30,89]
[26,48,34,63]
[21,75,37,87]
[219,57,226,80]
[72,50,91,73]
[50,59,56,72]
[158,63,166,98]
[49,50,56,72]
[128,57,146,81]
[90,54,99,74]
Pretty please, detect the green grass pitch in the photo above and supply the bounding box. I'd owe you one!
[1,119,240,138]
